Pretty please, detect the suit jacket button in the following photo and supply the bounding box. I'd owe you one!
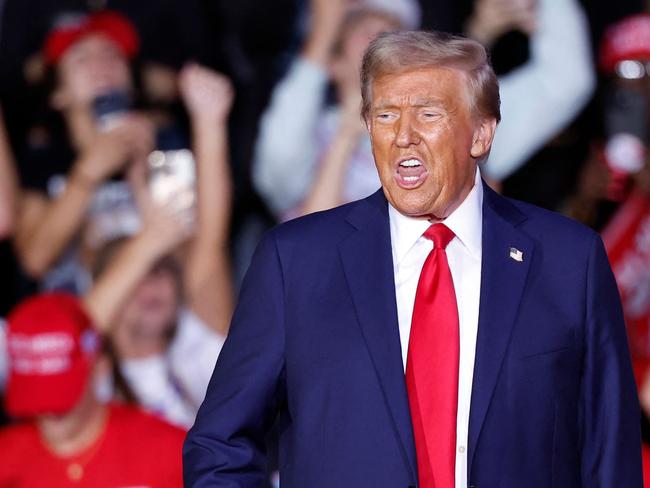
[469,483,477,488]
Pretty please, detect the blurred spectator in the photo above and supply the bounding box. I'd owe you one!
[479,0,595,181]
[0,292,185,486]
[252,0,407,220]
[83,65,234,428]
[564,12,650,484]
[0,107,20,328]
[13,11,156,292]
[12,12,234,303]
[0,0,210,148]
[494,0,644,213]
[253,0,593,220]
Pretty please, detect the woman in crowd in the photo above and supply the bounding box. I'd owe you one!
[83,64,235,429]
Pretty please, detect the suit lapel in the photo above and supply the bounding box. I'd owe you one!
[338,190,418,483]
[468,183,534,475]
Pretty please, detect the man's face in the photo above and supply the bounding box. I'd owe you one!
[366,66,496,219]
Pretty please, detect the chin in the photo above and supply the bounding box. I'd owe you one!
[138,313,175,336]
[387,191,435,219]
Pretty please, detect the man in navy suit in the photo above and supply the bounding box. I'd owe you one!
[184,31,643,487]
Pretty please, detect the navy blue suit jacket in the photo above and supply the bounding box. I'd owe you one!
[184,183,642,487]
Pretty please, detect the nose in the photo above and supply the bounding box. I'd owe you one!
[395,113,420,147]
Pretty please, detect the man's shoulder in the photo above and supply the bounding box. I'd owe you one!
[268,191,385,245]
[499,193,599,249]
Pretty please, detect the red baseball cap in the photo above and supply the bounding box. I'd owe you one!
[43,11,139,66]
[600,14,650,74]
[5,293,100,418]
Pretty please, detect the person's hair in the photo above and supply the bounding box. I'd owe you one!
[360,30,501,122]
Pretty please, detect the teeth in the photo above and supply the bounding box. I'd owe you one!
[399,159,421,167]
[403,176,419,182]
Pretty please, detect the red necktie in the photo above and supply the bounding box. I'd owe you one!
[406,223,459,488]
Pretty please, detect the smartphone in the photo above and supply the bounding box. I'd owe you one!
[147,149,196,215]
[92,90,132,131]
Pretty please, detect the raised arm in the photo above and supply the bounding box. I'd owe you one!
[252,0,348,216]
[83,200,193,334]
[178,64,235,337]
[465,0,537,48]
[483,0,595,181]
[301,90,365,215]
[14,115,154,278]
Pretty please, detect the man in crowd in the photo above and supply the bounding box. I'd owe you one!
[0,292,185,485]
[185,31,641,487]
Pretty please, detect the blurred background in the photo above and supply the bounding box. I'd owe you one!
[1,0,650,484]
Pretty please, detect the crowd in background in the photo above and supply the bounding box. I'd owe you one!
[0,0,649,485]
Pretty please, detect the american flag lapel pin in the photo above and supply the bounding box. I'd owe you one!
[509,247,523,262]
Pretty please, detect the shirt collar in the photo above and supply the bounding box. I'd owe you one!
[389,168,484,265]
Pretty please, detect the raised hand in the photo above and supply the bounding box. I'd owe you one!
[179,64,234,125]
[73,113,156,187]
[465,0,538,47]
[302,0,350,66]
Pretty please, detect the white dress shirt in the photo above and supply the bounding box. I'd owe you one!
[389,169,483,488]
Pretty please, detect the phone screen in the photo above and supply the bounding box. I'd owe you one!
[147,149,196,214]
[92,91,132,131]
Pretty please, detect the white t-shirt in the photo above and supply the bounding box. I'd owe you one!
[104,307,225,429]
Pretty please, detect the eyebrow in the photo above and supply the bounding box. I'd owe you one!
[372,98,447,111]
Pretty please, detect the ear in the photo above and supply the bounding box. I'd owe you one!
[470,117,497,159]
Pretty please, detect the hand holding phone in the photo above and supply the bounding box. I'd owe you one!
[147,149,196,219]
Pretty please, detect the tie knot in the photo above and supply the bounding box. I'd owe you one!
[423,223,455,250]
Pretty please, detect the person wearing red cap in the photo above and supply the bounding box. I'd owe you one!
[14,10,156,293]
[81,63,235,429]
[0,292,185,486]
[43,11,139,67]
[6,8,236,432]
[11,11,236,407]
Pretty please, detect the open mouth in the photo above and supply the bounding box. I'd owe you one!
[395,158,428,188]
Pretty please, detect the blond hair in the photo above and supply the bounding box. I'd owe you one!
[361,30,501,122]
